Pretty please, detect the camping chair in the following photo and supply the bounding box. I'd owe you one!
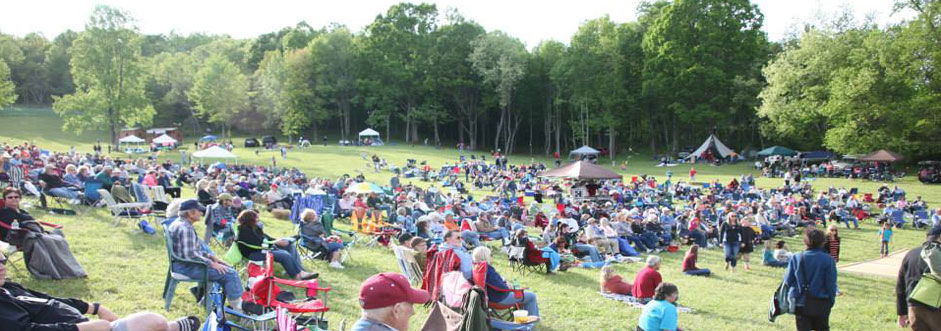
[240,250,331,330]
[891,210,906,228]
[351,209,399,248]
[97,189,151,226]
[914,209,931,229]
[162,226,211,311]
[294,224,352,265]
[390,243,423,285]
[38,181,76,214]
[471,262,535,327]
[201,282,277,331]
[506,239,545,275]
[0,203,62,273]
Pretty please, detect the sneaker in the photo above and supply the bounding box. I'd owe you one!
[189,286,204,303]
[174,316,200,331]
[330,261,345,269]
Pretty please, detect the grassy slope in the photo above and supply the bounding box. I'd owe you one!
[0,106,936,330]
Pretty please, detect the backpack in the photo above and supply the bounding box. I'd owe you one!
[921,242,941,277]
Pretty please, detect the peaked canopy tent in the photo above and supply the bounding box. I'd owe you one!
[152,134,178,145]
[757,146,797,157]
[358,128,383,146]
[192,146,237,163]
[860,149,904,162]
[569,145,600,160]
[684,134,734,160]
[538,161,621,180]
[118,135,145,144]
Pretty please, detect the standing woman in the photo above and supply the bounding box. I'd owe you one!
[783,228,838,331]
[719,213,742,272]
[739,217,757,271]
[823,225,841,263]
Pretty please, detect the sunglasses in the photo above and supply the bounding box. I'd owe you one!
[0,257,6,265]
[4,196,20,200]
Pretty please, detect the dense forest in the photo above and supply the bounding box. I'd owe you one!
[0,0,938,159]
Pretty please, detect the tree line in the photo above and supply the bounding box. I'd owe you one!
[0,0,938,159]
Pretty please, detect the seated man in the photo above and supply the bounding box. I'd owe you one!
[632,255,663,302]
[168,200,243,310]
[0,252,200,331]
[39,165,81,204]
[439,230,473,279]
[474,215,509,241]
[203,193,236,244]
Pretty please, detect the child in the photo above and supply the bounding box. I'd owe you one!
[763,240,787,267]
[825,225,841,262]
[773,240,792,264]
[878,222,893,257]
[600,265,632,295]
[682,244,711,276]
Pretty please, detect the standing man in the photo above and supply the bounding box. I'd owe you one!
[352,272,430,331]
[897,226,941,330]
[169,200,243,310]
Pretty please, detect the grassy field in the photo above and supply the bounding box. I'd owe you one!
[1,105,938,330]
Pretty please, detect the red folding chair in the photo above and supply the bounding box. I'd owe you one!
[241,250,331,330]
[472,262,525,321]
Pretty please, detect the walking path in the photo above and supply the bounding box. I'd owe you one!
[839,249,909,278]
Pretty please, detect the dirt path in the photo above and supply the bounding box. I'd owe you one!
[839,249,909,278]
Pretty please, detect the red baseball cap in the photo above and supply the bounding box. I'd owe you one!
[359,273,430,309]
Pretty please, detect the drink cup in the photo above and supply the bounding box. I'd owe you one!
[513,310,529,323]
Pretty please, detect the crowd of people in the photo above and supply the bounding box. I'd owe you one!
[0,140,938,330]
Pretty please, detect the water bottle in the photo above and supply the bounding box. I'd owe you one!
[11,220,19,230]
[512,278,520,290]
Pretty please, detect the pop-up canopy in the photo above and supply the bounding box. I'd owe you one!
[569,145,600,159]
[192,146,237,159]
[152,134,177,145]
[119,135,145,144]
[538,161,621,180]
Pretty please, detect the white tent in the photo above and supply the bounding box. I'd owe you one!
[569,145,600,159]
[192,146,237,160]
[152,134,177,144]
[358,128,383,146]
[358,128,380,137]
[118,135,145,143]
[684,134,734,160]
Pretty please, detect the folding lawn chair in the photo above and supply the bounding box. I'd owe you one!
[98,189,152,226]
[240,250,332,330]
[390,243,423,285]
[161,226,211,311]
[470,262,537,329]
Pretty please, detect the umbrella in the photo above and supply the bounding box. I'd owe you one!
[757,146,797,157]
[201,135,218,141]
[538,161,621,180]
[860,149,904,162]
[347,182,384,194]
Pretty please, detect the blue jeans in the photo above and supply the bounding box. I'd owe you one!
[48,187,79,199]
[615,237,639,256]
[462,231,481,247]
[844,217,858,229]
[172,262,243,301]
[625,234,650,251]
[541,248,561,271]
[496,291,539,317]
[481,229,510,241]
[685,268,711,276]
[724,242,740,267]
[249,244,305,277]
[689,230,707,248]
[765,260,787,268]
[640,232,659,249]
[574,244,603,262]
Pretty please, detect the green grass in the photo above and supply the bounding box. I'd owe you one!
[1,106,937,330]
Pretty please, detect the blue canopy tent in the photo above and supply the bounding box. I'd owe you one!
[201,135,218,142]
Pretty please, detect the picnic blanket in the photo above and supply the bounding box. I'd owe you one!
[599,292,694,313]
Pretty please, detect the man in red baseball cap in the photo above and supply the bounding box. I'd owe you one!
[351,272,430,331]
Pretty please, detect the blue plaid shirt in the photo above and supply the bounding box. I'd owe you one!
[169,218,213,264]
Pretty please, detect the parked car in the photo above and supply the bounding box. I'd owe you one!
[244,137,260,148]
[262,136,277,146]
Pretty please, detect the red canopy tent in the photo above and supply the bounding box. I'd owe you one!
[538,161,621,180]
[859,149,904,162]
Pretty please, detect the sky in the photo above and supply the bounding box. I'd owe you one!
[0,0,916,48]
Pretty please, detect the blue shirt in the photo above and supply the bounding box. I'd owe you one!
[350,318,397,331]
[638,299,678,331]
[440,243,473,279]
[783,249,837,306]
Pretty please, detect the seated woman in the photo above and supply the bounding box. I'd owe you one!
[196,179,214,206]
[637,283,684,331]
[599,264,632,295]
[0,252,201,331]
[681,244,711,276]
[471,246,539,317]
[763,240,787,267]
[298,209,345,269]
[236,210,317,280]
[0,187,86,280]
[512,229,555,273]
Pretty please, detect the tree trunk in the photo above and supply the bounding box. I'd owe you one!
[109,107,117,147]
[493,107,506,152]
[433,117,440,146]
[608,125,616,160]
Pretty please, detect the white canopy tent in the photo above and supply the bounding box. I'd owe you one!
[684,134,734,160]
[192,146,237,162]
[118,135,145,143]
[569,145,600,160]
[152,134,178,145]
[358,128,383,146]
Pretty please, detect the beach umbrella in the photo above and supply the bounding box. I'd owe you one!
[347,182,384,194]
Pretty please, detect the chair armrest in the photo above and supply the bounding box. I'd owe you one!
[39,221,62,229]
